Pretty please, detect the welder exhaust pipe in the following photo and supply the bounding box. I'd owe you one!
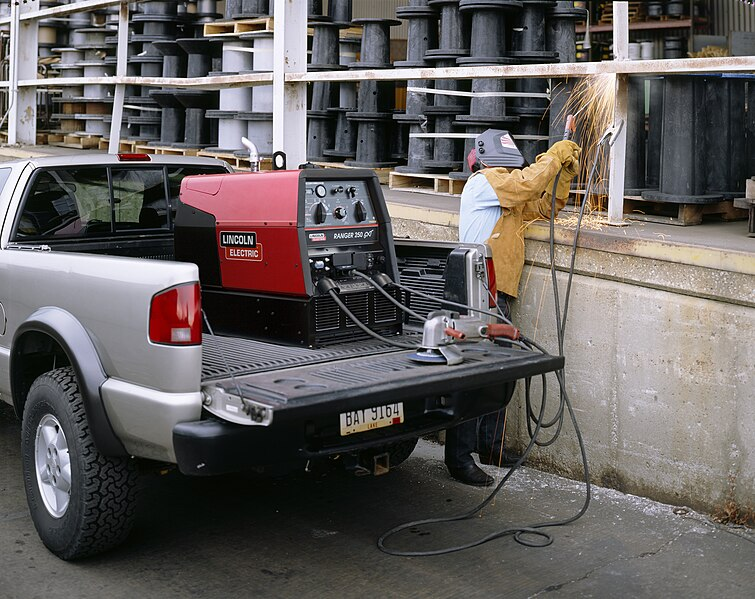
[241,137,260,172]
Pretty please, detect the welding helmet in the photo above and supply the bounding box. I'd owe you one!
[467,129,528,171]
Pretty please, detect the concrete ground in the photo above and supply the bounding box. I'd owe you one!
[1,402,753,599]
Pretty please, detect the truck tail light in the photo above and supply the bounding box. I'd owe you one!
[149,283,201,345]
[485,257,497,308]
[117,153,151,161]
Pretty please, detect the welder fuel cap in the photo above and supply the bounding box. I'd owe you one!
[473,129,528,169]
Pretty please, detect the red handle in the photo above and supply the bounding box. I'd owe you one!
[444,327,466,340]
[563,114,576,140]
[485,323,520,340]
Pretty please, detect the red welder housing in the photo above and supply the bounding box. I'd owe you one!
[175,168,403,347]
[178,169,309,297]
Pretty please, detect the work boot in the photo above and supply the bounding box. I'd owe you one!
[477,450,522,468]
[447,463,494,487]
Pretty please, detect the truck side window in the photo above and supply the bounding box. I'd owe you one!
[0,168,11,194]
[14,167,109,239]
[111,168,168,231]
[167,166,228,226]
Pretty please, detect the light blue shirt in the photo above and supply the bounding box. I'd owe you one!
[458,172,501,244]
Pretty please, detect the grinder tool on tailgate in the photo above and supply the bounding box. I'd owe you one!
[175,168,402,347]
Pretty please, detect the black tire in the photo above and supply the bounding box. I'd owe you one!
[21,367,139,560]
[359,437,419,471]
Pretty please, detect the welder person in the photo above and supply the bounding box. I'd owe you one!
[445,132,581,486]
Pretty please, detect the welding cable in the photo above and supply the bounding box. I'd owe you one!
[560,138,609,338]
[482,279,513,325]
[326,288,419,350]
[390,279,510,323]
[379,142,606,557]
[532,138,611,446]
[378,347,592,556]
[350,270,427,322]
[507,168,570,448]
[527,148,605,446]
[378,373,549,554]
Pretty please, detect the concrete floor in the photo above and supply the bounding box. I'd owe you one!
[1,401,753,599]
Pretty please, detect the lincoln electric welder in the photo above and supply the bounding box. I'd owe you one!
[174,168,403,347]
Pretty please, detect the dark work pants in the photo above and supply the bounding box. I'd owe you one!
[445,292,515,469]
[444,382,516,468]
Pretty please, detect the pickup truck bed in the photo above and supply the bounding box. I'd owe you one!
[0,153,564,559]
[178,333,563,475]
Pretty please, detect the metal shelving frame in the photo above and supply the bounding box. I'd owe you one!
[1,1,755,222]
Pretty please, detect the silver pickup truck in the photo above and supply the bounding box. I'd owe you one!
[0,153,562,560]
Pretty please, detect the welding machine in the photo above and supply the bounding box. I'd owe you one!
[174,168,403,347]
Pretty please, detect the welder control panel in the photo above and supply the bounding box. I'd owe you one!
[303,180,378,229]
[302,176,393,293]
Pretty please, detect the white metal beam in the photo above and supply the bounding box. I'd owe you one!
[0,0,126,24]
[7,56,755,93]
[108,1,130,153]
[272,0,308,167]
[8,0,39,145]
[608,2,630,225]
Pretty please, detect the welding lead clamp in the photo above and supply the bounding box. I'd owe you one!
[369,272,395,288]
[316,277,339,295]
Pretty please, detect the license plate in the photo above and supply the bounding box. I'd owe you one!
[339,402,404,436]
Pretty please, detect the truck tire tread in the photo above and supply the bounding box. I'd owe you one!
[22,367,139,560]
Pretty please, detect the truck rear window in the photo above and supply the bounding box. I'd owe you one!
[15,167,109,239]
[13,165,227,242]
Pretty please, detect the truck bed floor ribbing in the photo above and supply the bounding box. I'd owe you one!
[201,332,423,380]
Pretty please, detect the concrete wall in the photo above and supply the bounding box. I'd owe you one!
[391,215,755,519]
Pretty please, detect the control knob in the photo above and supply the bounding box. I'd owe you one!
[334,206,348,219]
[354,200,367,222]
[313,202,327,224]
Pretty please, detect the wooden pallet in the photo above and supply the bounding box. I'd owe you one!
[646,13,689,21]
[308,162,393,185]
[203,17,274,37]
[196,150,272,171]
[388,171,466,195]
[134,144,201,157]
[98,138,141,152]
[36,131,54,145]
[622,196,748,226]
[50,134,102,149]
[599,1,645,24]
[204,16,362,38]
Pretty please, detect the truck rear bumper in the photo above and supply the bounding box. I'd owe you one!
[175,345,564,476]
[173,381,517,476]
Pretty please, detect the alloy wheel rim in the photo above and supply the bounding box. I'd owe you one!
[34,414,72,518]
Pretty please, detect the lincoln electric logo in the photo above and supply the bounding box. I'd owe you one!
[220,231,263,261]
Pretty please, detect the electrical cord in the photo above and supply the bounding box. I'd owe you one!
[326,288,419,350]
[534,138,611,446]
[561,141,608,338]
[391,278,510,323]
[378,140,609,557]
[351,270,427,322]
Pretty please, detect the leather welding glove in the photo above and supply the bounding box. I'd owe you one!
[546,140,581,176]
[543,140,581,199]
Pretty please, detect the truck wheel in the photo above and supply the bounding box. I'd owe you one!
[21,367,139,560]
